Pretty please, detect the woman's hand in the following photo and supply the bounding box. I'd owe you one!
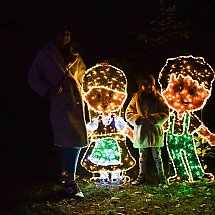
[46,85,63,97]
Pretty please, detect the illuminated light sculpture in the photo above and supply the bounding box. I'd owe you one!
[158,55,215,183]
[81,63,136,184]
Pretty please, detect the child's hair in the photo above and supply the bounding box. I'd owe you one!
[135,73,156,89]
[159,55,215,90]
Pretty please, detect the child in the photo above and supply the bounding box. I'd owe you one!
[125,73,169,185]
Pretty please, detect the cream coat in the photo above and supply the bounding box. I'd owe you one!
[28,42,88,148]
[125,92,169,148]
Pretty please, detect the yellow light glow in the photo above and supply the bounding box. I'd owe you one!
[81,63,136,184]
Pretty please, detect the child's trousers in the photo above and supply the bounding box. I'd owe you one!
[139,147,165,177]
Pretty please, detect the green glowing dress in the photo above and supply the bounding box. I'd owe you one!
[90,137,121,165]
[81,116,136,173]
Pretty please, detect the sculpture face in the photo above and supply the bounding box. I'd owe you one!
[84,87,126,114]
[162,74,210,117]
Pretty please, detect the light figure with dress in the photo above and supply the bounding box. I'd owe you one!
[81,62,135,183]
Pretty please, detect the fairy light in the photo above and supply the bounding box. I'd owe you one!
[159,55,215,183]
[81,63,136,183]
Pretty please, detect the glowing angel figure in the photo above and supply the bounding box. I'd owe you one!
[159,55,215,183]
[81,62,135,183]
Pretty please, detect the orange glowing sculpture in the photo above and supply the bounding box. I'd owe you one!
[159,55,215,183]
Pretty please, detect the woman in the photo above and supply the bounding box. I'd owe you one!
[28,25,88,198]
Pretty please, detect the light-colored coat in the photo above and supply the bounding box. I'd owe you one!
[125,92,169,148]
[28,42,88,148]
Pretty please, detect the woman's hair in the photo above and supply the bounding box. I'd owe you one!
[159,55,215,90]
[53,22,71,35]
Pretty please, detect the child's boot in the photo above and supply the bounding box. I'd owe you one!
[131,173,146,185]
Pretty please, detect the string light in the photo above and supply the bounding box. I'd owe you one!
[81,63,136,183]
[159,55,215,183]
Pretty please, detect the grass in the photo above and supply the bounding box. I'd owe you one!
[1,147,215,215]
[2,175,215,215]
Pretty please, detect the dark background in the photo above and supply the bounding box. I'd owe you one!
[1,0,215,186]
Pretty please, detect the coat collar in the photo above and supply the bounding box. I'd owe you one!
[43,41,67,75]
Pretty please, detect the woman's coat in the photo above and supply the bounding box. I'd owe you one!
[28,42,88,148]
[125,92,169,148]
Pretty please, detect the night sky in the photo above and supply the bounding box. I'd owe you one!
[1,0,215,157]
